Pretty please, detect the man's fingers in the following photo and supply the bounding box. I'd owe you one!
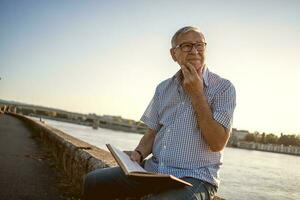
[123,150,132,157]
[123,150,138,161]
[185,62,193,72]
[181,64,190,78]
[129,151,142,163]
[130,154,136,161]
[186,62,198,75]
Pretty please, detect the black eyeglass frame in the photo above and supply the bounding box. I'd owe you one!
[174,42,207,52]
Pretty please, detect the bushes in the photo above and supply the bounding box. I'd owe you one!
[244,132,300,146]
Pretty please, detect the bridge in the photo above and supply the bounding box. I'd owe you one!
[0,102,148,133]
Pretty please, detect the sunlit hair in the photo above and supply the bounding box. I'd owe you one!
[171,26,205,48]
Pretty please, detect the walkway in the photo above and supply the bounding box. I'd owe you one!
[0,114,73,200]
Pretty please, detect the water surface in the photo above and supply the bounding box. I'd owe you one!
[32,118,300,200]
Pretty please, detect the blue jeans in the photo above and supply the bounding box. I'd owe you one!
[82,167,217,200]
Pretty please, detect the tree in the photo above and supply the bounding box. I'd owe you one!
[245,133,255,142]
[261,132,266,144]
[277,134,300,146]
[265,133,278,144]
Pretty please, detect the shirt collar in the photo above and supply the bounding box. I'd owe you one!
[203,66,209,87]
[173,65,209,87]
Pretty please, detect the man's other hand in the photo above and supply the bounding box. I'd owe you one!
[123,150,142,164]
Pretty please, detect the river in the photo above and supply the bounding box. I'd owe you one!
[31,117,300,200]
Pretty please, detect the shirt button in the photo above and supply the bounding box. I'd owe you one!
[161,162,164,166]
[182,102,185,105]
[163,145,166,149]
[167,129,170,132]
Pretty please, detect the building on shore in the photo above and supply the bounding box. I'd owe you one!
[228,128,250,147]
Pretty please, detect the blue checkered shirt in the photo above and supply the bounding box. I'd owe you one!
[140,67,236,187]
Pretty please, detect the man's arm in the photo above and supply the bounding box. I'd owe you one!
[129,128,156,163]
[190,92,230,152]
[181,63,231,152]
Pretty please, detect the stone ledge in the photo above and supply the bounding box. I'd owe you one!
[7,112,116,192]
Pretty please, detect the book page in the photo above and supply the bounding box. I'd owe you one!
[108,144,147,173]
[106,144,192,187]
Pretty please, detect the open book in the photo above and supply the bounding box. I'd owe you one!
[106,144,192,187]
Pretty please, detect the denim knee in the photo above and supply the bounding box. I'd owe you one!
[82,171,96,197]
[147,178,213,200]
[82,167,125,200]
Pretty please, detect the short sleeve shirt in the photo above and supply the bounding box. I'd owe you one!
[140,67,236,187]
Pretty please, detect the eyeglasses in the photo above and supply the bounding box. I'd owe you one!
[175,42,207,52]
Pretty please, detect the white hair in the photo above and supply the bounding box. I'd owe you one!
[171,26,205,47]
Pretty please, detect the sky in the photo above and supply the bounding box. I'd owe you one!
[1,0,300,135]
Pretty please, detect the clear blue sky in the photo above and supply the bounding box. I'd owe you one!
[1,0,300,134]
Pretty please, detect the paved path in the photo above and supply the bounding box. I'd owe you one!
[0,114,67,200]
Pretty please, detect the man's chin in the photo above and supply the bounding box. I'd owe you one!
[188,61,203,70]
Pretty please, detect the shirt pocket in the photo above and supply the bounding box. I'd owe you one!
[158,95,180,127]
[159,106,177,127]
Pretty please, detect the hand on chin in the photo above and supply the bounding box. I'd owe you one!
[186,60,203,72]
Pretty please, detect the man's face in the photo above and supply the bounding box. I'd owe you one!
[170,30,206,72]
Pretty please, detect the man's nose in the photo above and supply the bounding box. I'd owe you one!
[190,46,199,54]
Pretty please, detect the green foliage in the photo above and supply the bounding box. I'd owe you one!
[245,133,256,142]
[278,134,300,146]
[244,132,300,147]
[265,133,278,144]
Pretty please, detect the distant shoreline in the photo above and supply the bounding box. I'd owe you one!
[227,141,300,156]
[1,101,299,157]
[33,115,300,157]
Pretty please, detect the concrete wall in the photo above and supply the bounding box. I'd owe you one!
[7,112,116,192]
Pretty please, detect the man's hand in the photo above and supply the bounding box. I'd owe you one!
[180,62,204,98]
[180,63,231,152]
[123,150,142,164]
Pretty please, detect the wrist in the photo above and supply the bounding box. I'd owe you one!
[190,91,204,102]
[134,149,144,162]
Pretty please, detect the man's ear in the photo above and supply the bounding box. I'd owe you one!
[170,48,177,62]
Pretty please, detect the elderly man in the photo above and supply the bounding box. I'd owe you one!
[83,26,236,200]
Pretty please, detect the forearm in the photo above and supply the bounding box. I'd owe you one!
[135,128,156,158]
[191,93,229,152]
